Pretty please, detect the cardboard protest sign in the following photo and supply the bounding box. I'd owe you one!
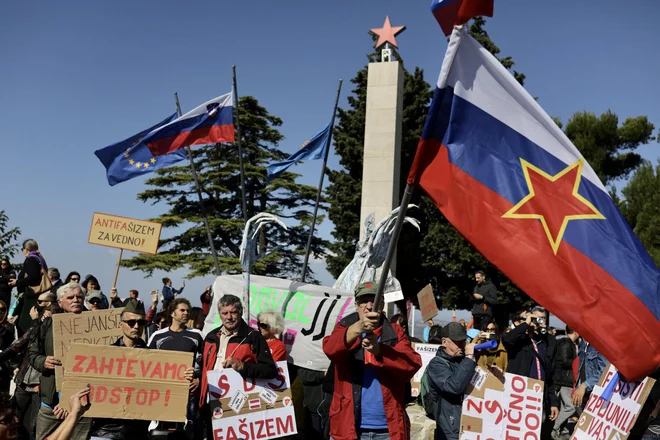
[88,212,162,254]
[417,284,439,322]
[570,364,655,440]
[207,361,297,440]
[52,308,124,391]
[460,367,544,439]
[410,343,441,397]
[61,343,192,422]
[203,275,354,372]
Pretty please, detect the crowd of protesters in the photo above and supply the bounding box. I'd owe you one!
[1,245,659,440]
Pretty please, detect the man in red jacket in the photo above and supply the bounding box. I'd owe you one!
[323,282,422,440]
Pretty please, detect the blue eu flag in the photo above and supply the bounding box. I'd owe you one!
[95,113,188,186]
[266,123,331,181]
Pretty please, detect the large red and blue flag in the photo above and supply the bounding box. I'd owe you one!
[431,0,494,36]
[408,26,660,381]
[144,92,234,156]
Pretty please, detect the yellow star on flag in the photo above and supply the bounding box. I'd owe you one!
[124,153,129,158]
[135,162,142,168]
[143,162,149,169]
[150,158,156,164]
[129,159,135,165]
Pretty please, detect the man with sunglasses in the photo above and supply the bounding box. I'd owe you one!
[323,282,422,440]
[85,290,106,311]
[90,299,151,439]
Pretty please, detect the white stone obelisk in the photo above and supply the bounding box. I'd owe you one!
[359,60,404,239]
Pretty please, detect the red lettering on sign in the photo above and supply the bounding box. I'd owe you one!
[124,387,135,404]
[136,389,147,405]
[140,360,152,377]
[508,410,522,424]
[238,418,249,439]
[218,374,230,398]
[109,387,121,404]
[164,362,178,380]
[485,400,504,424]
[150,362,163,379]
[72,355,86,373]
[524,412,540,431]
[177,364,187,380]
[86,356,99,374]
[214,427,224,440]
[244,377,256,393]
[276,414,294,434]
[126,359,137,378]
[466,398,483,414]
[149,389,160,406]
[95,385,108,403]
[99,357,113,375]
[511,376,526,393]
[509,393,523,412]
[116,356,126,375]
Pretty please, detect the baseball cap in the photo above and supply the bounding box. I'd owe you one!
[354,281,379,298]
[442,322,467,341]
[86,290,103,302]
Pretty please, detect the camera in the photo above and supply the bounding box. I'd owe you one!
[528,316,546,326]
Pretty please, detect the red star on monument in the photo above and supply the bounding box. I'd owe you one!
[502,159,605,254]
[370,16,406,49]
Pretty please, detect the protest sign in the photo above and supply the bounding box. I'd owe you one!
[417,284,438,322]
[52,308,124,391]
[410,343,441,397]
[203,275,354,371]
[207,361,297,440]
[60,343,192,422]
[88,212,162,254]
[460,367,544,440]
[570,364,655,440]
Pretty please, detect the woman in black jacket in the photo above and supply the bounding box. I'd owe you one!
[0,257,14,309]
[0,299,16,394]
[8,239,47,336]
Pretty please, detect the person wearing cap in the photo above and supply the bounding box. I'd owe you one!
[90,299,151,439]
[426,322,477,440]
[85,289,107,311]
[323,281,422,440]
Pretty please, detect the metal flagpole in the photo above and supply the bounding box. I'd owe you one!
[232,65,249,225]
[174,92,222,276]
[300,79,343,283]
[372,184,414,313]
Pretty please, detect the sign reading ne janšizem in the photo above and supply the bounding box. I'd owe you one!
[88,212,162,254]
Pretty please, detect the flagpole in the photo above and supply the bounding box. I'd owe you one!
[174,92,222,277]
[372,184,414,313]
[232,65,249,225]
[300,79,343,283]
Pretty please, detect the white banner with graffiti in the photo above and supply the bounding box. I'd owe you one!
[202,275,355,372]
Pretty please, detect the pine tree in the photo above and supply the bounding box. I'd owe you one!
[123,96,327,280]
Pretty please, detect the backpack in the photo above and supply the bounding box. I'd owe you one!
[419,355,449,419]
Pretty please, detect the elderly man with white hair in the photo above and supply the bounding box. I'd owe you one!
[28,282,93,440]
[257,309,287,362]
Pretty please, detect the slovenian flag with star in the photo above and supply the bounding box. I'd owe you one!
[407,26,660,382]
[94,113,188,186]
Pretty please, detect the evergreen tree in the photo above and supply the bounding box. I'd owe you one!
[0,210,20,259]
[123,96,326,280]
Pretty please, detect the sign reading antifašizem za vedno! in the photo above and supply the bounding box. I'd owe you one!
[88,212,163,254]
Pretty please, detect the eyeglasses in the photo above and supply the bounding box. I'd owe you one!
[356,297,375,306]
[71,277,80,281]
[122,319,147,328]
[258,322,269,330]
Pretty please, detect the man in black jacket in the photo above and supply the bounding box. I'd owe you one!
[471,271,497,330]
[552,326,580,439]
[502,306,559,433]
[29,282,92,440]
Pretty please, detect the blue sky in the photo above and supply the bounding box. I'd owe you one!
[1,1,659,325]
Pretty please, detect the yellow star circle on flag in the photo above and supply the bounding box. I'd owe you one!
[135,162,142,168]
[502,158,605,255]
[150,158,156,164]
[128,159,134,165]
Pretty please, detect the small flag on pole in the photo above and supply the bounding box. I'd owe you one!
[144,93,235,157]
[431,0,494,36]
[94,113,188,186]
[267,123,331,181]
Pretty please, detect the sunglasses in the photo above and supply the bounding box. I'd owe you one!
[89,298,102,305]
[123,319,147,328]
[71,278,80,281]
[258,322,269,330]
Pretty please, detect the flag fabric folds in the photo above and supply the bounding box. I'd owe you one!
[408,26,660,382]
[95,113,188,186]
[266,123,331,181]
[144,93,235,157]
[431,0,494,36]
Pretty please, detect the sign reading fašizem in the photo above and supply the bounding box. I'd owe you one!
[88,212,162,255]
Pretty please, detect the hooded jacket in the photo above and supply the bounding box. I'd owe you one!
[322,312,422,440]
[427,349,477,440]
[199,319,277,408]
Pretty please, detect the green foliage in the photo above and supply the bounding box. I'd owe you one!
[619,160,660,266]
[563,111,655,185]
[123,96,327,280]
[0,211,20,259]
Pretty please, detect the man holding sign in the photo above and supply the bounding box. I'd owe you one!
[89,299,151,439]
[28,282,92,440]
